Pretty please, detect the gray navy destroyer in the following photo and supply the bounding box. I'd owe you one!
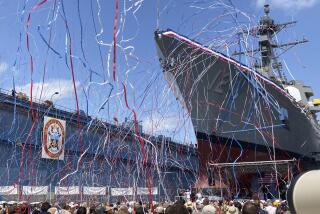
[155,4,320,193]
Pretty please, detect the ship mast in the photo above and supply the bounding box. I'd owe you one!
[234,4,308,84]
[258,4,281,81]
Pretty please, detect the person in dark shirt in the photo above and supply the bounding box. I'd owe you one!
[76,207,87,214]
[242,201,259,214]
[166,203,189,214]
[40,202,51,214]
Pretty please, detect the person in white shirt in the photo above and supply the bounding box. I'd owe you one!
[264,201,276,214]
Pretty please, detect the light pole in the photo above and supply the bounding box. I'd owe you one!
[50,91,59,101]
[44,92,59,108]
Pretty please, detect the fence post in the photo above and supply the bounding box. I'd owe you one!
[49,183,52,204]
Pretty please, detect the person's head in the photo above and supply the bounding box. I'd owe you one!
[48,207,58,214]
[233,201,242,212]
[226,205,238,214]
[252,193,260,207]
[18,204,29,214]
[117,205,129,214]
[166,203,189,214]
[135,206,144,214]
[276,203,289,213]
[33,210,41,214]
[89,207,96,214]
[190,193,196,202]
[242,201,258,214]
[266,200,273,206]
[65,205,71,211]
[95,206,105,214]
[105,206,113,214]
[202,204,216,214]
[59,202,68,210]
[41,202,51,212]
[203,198,209,206]
[272,200,281,207]
[155,206,165,214]
[76,207,87,214]
[7,206,15,214]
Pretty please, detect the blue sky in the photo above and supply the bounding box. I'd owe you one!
[0,0,319,143]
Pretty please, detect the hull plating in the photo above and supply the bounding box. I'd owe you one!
[155,31,320,159]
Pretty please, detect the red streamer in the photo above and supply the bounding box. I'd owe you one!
[122,82,154,211]
[18,0,50,200]
[112,0,119,81]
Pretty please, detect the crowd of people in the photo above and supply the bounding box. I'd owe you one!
[0,195,291,214]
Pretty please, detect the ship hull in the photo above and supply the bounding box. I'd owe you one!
[155,30,320,161]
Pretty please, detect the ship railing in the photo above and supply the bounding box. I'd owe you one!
[0,87,76,114]
[0,88,195,149]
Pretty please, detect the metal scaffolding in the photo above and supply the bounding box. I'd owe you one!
[208,159,297,174]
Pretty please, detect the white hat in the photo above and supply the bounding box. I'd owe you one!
[155,206,164,213]
[202,205,216,214]
[68,202,76,208]
[30,202,41,205]
[48,207,58,214]
[60,209,71,214]
[185,201,193,208]
[226,206,239,214]
[80,202,87,207]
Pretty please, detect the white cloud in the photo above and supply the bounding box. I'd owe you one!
[142,112,197,144]
[17,79,80,101]
[257,0,318,10]
[142,113,180,134]
[0,62,8,74]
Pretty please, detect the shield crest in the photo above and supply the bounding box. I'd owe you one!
[42,116,65,160]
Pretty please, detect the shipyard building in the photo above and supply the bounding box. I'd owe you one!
[0,89,198,201]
